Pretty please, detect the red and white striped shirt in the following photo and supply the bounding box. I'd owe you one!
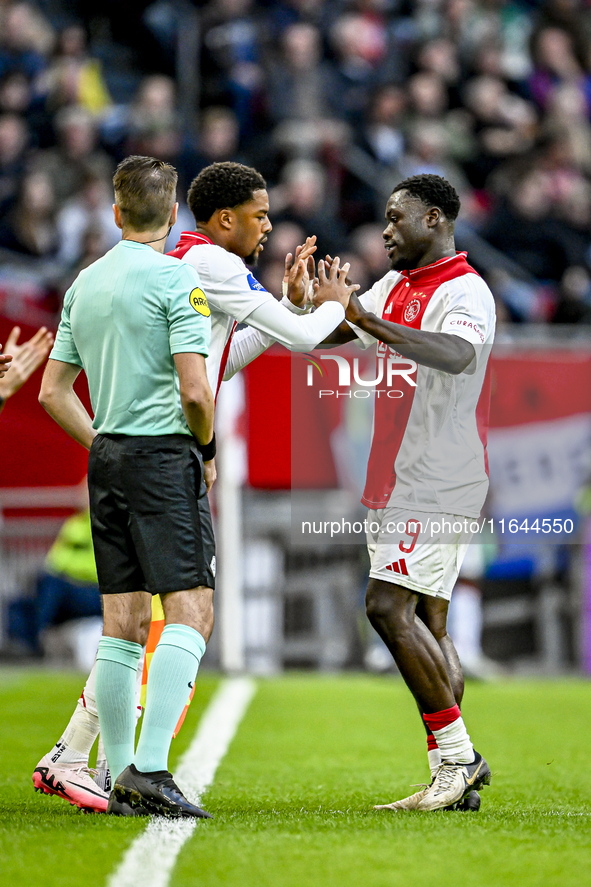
[351,252,496,517]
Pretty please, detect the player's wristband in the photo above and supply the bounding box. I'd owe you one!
[197,433,216,462]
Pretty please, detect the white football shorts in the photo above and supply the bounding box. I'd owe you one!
[366,507,477,600]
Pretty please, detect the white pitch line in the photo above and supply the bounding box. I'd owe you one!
[107,676,257,887]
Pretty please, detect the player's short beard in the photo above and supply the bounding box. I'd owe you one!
[390,245,422,271]
[245,238,266,266]
[244,250,259,266]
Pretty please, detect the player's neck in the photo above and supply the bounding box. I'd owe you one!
[194,224,230,250]
[413,243,456,270]
[122,226,171,253]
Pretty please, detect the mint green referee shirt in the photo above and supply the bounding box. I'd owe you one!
[51,240,211,436]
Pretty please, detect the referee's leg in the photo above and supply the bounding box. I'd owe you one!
[133,586,213,774]
[95,591,152,784]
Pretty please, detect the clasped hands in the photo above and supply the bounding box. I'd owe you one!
[283,237,361,315]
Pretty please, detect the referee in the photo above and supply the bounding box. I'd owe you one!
[40,155,216,819]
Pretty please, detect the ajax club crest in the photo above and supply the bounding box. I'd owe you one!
[404,298,421,323]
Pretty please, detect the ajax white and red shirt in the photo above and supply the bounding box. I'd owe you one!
[351,252,496,518]
[169,232,344,396]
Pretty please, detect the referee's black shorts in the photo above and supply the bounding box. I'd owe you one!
[88,433,215,595]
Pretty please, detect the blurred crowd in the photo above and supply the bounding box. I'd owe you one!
[2,0,591,326]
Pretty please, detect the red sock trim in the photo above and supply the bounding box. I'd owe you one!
[423,704,461,732]
[426,735,438,751]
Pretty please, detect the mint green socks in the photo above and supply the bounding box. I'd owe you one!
[95,637,143,782]
[95,626,206,779]
[134,624,206,774]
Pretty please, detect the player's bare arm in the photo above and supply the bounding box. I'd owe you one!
[39,359,96,449]
[345,292,475,374]
[317,319,359,347]
[173,352,216,491]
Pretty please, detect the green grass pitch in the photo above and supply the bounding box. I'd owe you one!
[1,669,590,887]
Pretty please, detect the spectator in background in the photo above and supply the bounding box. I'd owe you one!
[270,158,347,259]
[0,112,29,216]
[107,74,203,196]
[255,218,305,295]
[486,267,553,324]
[0,324,53,415]
[194,105,242,165]
[0,67,52,151]
[101,73,178,162]
[542,81,591,176]
[399,120,471,200]
[264,22,350,182]
[55,162,119,270]
[264,0,328,38]
[461,74,538,191]
[551,264,591,324]
[356,84,407,171]
[327,11,391,127]
[341,83,407,227]
[0,1,53,83]
[200,0,267,141]
[481,168,572,283]
[2,0,591,331]
[31,104,114,206]
[0,70,34,119]
[0,167,58,257]
[122,74,179,150]
[349,222,391,282]
[405,70,474,168]
[266,22,331,126]
[527,25,591,114]
[414,37,464,109]
[37,22,111,119]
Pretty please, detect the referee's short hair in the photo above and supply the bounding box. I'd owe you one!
[113,155,177,231]
[187,162,266,222]
[392,174,461,221]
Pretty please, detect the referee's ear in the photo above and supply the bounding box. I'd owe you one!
[113,204,123,230]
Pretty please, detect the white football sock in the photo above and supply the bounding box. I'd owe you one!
[47,663,100,765]
[428,746,442,778]
[432,716,473,764]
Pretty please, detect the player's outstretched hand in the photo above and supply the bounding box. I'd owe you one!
[0,326,54,399]
[313,257,359,309]
[284,235,317,308]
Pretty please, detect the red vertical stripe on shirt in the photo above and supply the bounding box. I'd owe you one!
[216,321,238,402]
[475,360,491,476]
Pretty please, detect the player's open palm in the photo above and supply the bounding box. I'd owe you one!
[0,326,53,396]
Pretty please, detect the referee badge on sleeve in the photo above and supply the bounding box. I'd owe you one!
[189,288,211,317]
